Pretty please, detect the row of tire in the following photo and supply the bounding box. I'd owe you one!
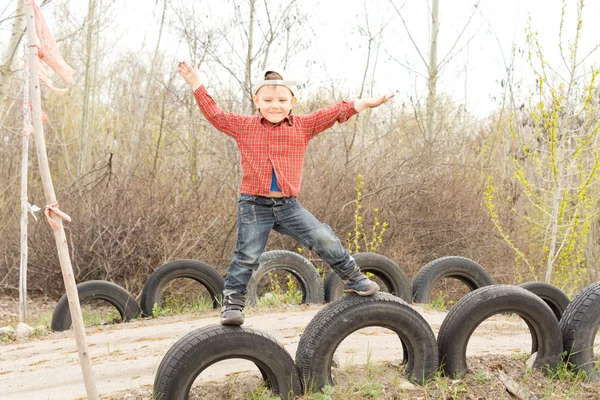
[154,281,600,399]
[50,250,480,331]
[50,251,561,331]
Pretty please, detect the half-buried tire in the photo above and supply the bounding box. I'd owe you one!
[437,285,563,378]
[560,281,600,381]
[296,292,438,391]
[51,280,141,332]
[412,256,494,304]
[519,282,570,322]
[247,250,324,305]
[153,325,302,400]
[324,252,411,303]
[140,259,225,317]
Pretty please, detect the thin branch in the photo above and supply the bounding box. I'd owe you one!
[388,0,428,69]
[438,2,480,68]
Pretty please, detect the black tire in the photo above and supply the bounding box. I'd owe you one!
[140,260,225,317]
[323,252,411,303]
[153,325,302,400]
[519,282,570,322]
[296,292,438,390]
[411,256,494,303]
[560,281,600,381]
[51,280,141,332]
[437,285,563,378]
[246,250,324,305]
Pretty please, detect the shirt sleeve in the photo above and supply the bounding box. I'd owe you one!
[300,100,358,141]
[193,85,247,139]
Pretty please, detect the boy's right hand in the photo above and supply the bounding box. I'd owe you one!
[178,62,202,91]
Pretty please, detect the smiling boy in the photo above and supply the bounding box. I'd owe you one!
[178,62,393,325]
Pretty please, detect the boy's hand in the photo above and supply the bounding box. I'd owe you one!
[354,94,394,112]
[178,62,202,91]
[367,94,394,108]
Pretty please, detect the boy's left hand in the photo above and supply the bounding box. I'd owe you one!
[366,94,394,108]
[354,94,394,112]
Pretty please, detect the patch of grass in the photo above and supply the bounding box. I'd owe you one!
[26,311,53,329]
[245,384,278,400]
[307,385,334,400]
[541,355,589,399]
[106,342,122,356]
[427,369,469,399]
[1,331,16,343]
[358,380,384,398]
[254,272,303,308]
[510,352,529,362]
[29,326,48,339]
[472,370,491,383]
[426,290,447,310]
[81,308,121,327]
[152,294,214,317]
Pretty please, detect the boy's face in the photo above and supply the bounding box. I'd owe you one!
[253,85,297,124]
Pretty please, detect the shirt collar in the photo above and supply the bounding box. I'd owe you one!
[257,111,295,126]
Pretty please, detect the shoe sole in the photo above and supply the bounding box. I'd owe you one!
[344,284,380,296]
[220,316,244,326]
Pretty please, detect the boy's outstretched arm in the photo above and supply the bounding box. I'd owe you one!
[302,93,395,140]
[353,94,395,113]
[178,61,247,139]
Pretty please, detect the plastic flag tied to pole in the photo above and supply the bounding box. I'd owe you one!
[45,201,72,232]
[25,0,76,86]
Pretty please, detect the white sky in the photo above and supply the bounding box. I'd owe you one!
[2,0,600,118]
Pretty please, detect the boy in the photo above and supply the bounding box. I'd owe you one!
[178,62,393,325]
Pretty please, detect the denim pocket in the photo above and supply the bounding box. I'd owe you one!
[239,203,257,224]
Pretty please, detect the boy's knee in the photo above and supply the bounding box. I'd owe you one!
[311,223,345,258]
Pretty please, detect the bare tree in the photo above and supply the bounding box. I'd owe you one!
[129,0,168,177]
[389,0,480,144]
[485,0,600,289]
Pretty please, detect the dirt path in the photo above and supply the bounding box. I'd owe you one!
[0,304,535,400]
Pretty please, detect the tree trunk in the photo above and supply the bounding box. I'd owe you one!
[426,0,439,143]
[130,0,168,177]
[79,0,96,175]
[545,172,563,282]
[19,48,30,323]
[0,0,26,118]
[245,0,256,113]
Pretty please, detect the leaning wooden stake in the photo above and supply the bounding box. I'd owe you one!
[19,48,30,324]
[25,4,100,399]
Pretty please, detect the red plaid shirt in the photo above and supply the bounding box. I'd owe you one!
[194,85,358,197]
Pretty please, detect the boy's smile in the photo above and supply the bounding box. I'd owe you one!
[253,85,297,124]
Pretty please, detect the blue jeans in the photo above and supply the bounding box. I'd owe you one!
[224,194,356,295]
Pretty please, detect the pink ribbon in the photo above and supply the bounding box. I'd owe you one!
[39,68,68,95]
[27,1,76,85]
[44,201,71,232]
[24,102,48,123]
[22,125,33,136]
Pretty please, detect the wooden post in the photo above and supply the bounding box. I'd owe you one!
[426,0,439,143]
[19,48,30,324]
[25,4,100,399]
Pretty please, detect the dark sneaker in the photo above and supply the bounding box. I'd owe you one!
[220,293,245,326]
[338,264,380,296]
[343,277,380,296]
